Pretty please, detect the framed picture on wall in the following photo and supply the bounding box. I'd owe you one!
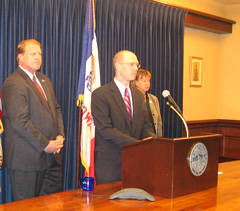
[190,57,203,87]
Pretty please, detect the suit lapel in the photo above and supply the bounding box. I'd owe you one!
[17,68,51,112]
[36,73,53,112]
[110,80,132,129]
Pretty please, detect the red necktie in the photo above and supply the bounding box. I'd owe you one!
[124,88,132,123]
[33,75,49,107]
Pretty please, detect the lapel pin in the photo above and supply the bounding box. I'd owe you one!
[41,79,45,82]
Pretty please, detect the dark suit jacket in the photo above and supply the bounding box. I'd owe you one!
[91,80,155,184]
[2,67,64,171]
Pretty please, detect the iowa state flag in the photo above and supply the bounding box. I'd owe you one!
[77,0,100,177]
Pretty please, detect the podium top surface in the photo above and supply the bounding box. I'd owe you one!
[122,134,222,149]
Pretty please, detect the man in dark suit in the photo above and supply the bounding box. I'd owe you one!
[2,39,65,201]
[91,50,156,184]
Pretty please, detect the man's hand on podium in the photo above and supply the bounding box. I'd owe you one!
[139,137,154,142]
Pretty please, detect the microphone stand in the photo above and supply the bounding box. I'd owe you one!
[166,102,190,138]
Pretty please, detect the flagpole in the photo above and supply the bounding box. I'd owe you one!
[76,0,100,186]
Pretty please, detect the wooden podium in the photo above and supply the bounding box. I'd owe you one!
[121,134,222,198]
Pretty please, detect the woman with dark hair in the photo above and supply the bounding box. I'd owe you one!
[135,69,162,137]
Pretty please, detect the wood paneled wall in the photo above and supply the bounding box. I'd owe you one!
[183,119,240,159]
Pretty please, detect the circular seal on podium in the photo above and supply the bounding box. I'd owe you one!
[188,142,208,176]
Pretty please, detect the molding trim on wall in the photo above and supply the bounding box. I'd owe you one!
[184,119,240,159]
[152,1,236,34]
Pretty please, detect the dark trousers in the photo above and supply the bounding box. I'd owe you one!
[8,158,63,201]
[95,151,121,185]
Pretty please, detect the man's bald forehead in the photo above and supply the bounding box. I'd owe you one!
[113,50,135,64]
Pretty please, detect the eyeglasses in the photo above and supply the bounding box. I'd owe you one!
[119,63,141,69]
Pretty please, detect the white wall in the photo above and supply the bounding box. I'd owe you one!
[158,0,226,16]
[183,28,220,120]
[157,0,240,121]
[218,5,240,119]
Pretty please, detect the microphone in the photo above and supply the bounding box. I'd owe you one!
[162,90,182,114]
[166,102,190,137]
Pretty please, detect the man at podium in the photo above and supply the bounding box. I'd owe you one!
[91,50,155,184]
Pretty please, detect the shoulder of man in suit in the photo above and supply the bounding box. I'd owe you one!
[36,72,51,82]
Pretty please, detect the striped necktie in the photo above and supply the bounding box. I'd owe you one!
[33,75,49,107]
[124,88,132,123]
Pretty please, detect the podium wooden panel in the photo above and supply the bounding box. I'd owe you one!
[121,134,222,198]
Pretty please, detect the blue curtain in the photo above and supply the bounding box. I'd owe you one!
[0,0,187,204]
[0,0,86,203]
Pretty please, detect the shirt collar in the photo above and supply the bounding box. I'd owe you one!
[19,65,35,80]
[114,77,130,92]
